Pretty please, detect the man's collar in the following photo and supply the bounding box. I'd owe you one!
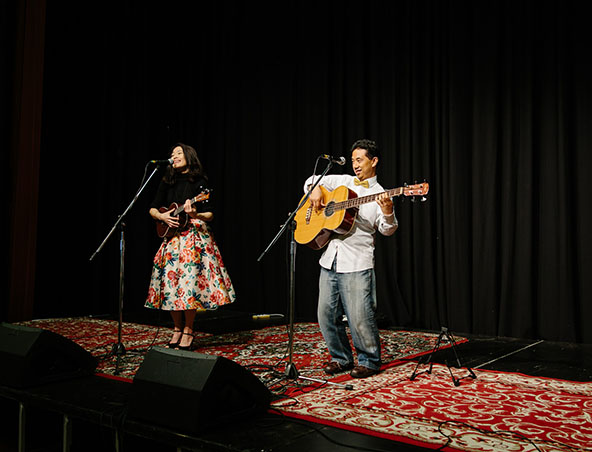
[358,175,378,187]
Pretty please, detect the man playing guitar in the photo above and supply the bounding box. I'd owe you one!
[304,139,397,379]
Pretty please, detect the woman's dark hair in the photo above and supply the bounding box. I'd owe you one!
[350,139,380,162]
[163,143,208,184]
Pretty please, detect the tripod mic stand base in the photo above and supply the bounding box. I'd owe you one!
[111,342,126,356]
[285,362,299,379]
[409,326,476,386]
[277,363,354,390]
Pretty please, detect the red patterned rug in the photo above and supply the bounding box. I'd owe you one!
[15,317,590,451]
[272,361,592,452]
[17,318,456,389]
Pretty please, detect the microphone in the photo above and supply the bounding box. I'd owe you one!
[149,158,173,165]
[252,314,285,320]
[320,154,346,166]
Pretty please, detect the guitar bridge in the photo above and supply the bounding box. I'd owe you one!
[305,206,312,224]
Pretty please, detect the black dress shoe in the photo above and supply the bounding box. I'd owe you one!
[323,361,354,375]
[350,365,380,379]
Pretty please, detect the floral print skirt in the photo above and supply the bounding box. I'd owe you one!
[145,219,236,311]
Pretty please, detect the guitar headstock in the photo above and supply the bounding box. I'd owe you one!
[403,182,429,201]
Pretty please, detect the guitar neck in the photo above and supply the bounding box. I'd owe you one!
[334,187,404,211]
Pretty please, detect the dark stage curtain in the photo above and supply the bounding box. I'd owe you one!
[6,0,592,343]
[1,1,16,322]
[3,0,46,322]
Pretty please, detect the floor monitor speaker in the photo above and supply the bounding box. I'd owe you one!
[128,347,272,433]
[0,322,98,388]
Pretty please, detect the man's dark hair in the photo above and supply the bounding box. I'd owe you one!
[350,139,380,161]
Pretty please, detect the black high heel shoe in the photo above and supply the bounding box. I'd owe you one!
[177,332,195,351]
[167,330,182,349]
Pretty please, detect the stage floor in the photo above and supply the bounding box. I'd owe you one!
[1,310,591,452]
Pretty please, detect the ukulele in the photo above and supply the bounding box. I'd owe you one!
[155,189,211,238]
[294,182,429,249]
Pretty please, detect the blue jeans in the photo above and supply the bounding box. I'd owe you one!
[317,265,381,370]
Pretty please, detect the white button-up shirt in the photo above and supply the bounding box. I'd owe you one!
[304,174,398,273]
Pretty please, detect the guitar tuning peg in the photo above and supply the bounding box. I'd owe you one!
[421,196,427,202]
[404,182,408,187]
[411,196,416,203]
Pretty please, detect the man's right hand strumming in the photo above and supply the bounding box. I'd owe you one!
[309,186,325,212]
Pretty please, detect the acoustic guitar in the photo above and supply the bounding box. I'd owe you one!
[156,190,211,238]
[294,182,429,249]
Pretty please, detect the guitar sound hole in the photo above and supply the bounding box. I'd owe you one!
[325,202,335,217]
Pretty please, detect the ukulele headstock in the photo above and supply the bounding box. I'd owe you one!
[195,187,212,203]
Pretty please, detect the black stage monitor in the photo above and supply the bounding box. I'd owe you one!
[0,322,97,388]
[128,347,272,433]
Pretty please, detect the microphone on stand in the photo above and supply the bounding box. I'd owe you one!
[320,155,346,166]
[149,158,174,165]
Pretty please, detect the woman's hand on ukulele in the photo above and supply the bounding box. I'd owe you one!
[160,209,180,228]
[183,199,198,218]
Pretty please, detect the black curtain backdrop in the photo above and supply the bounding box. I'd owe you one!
[1,1,17,308]
[7,0,591,342]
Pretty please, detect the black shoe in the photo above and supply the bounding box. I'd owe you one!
[177,332,195,351]
[166,330,182,348]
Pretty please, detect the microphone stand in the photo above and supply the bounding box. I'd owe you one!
[90,164,162,373]
[258,161,353,391]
